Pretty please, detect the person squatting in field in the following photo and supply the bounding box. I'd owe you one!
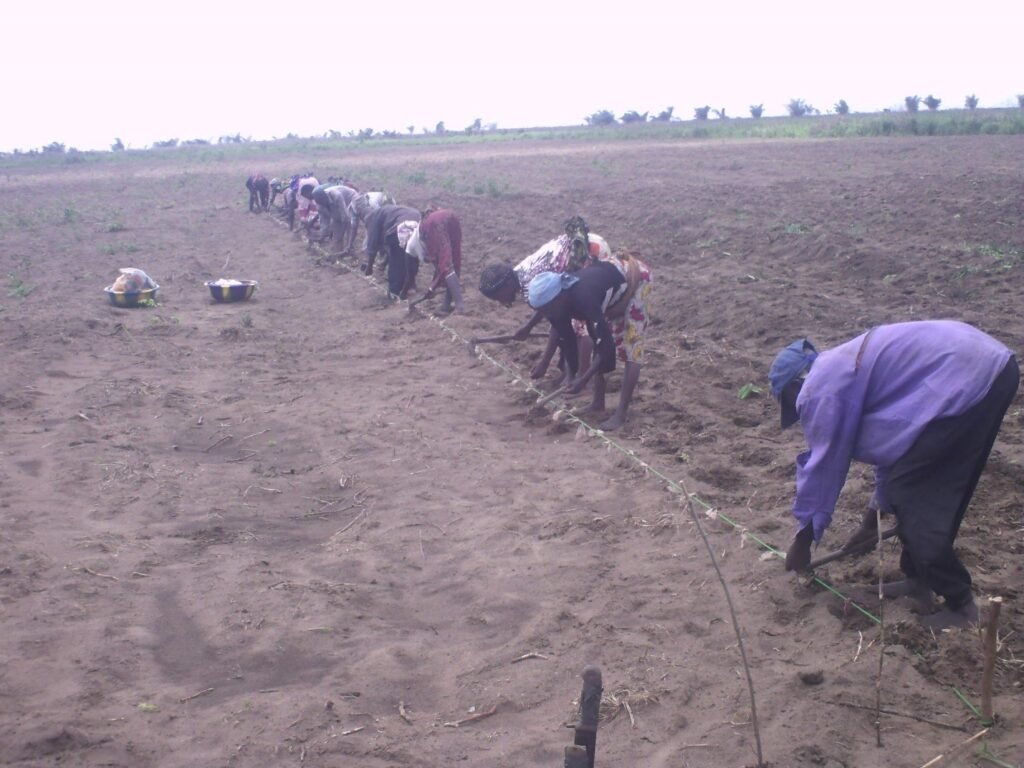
[362,204,422,299]
[771,320,1018,629]
[524,252,652,431]
[246,174,270,212]
[404,208,465,314]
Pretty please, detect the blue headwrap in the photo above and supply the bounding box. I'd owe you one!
[527,271,579,308]
[769,338,818,398]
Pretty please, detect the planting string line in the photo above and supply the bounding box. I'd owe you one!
[266,213,991,723]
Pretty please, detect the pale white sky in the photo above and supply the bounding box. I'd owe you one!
[2,0,1021,152]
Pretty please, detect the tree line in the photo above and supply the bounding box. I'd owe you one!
[586,94,1019,125]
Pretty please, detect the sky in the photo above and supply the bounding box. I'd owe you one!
[2,0,1021,153]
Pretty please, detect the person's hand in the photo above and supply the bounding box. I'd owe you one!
[785,525,814,572]
[565,377,587,395]
[530,360,550,379]
[513,327,532,342]
[361,263,373,276]
[422,289,435,300]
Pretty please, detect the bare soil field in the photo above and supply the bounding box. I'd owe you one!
[1,135,1023,767]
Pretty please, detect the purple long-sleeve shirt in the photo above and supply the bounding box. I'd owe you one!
[793,320,1013,540]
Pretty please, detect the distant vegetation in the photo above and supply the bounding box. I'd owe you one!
[584,110,616,126]
[786,99,818,117]
[5,101,1024,166]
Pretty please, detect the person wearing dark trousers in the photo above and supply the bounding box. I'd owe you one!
[362,204,421,299]
[246,174,270,212]
[770,320,1018,629]
[525,260,650,431]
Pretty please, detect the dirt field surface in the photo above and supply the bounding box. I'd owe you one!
[2,135,1023,768]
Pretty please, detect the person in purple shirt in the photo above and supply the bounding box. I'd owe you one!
[770,320,1018,629]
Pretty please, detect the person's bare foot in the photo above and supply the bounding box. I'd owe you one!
[919,599,979,630]
[879,578,935,614]
[600,412,627,431]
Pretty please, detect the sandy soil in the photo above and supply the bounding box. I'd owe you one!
[1,135,1023,767]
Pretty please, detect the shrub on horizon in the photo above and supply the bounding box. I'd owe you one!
[584,110,616,126]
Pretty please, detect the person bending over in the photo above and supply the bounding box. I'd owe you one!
[310,184,358,251]
[246,174,270,212]
[526,261,648,431]
[771,320,1018,629]
[362,204,422,299]
[406,209,465,314]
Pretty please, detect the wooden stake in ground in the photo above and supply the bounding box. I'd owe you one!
[874,506,885,748]
[574,665,602,768]
[981,596,1003,724]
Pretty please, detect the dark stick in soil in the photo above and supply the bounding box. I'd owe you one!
[875,508,885,748]
[574,665,602,768]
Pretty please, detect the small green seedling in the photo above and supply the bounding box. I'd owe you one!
[738,383,763,400]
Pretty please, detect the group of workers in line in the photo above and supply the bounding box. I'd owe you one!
[245,173,1017,632]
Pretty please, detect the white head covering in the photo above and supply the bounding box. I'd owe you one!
[405,225,427,262]
[396,220,419,249]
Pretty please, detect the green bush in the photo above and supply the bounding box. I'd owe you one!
[585,110,616,126]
